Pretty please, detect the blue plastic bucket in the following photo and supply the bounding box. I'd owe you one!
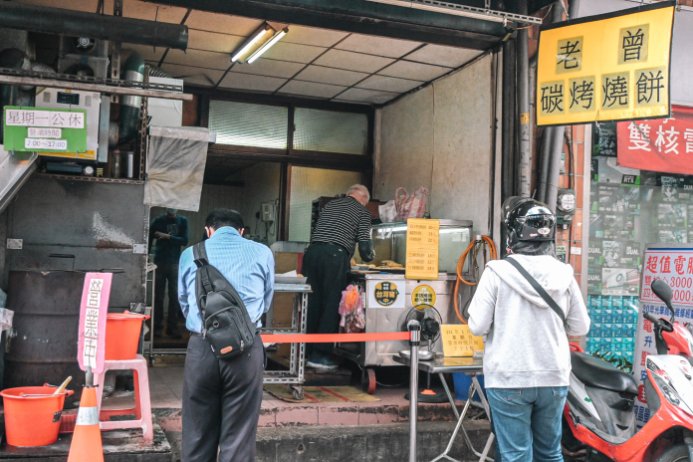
[452,373,485,402]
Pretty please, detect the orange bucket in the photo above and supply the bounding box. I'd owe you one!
[105,311,149,360]
[0,385,74,447]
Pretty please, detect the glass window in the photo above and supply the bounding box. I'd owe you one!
[293,108,368,155]
[586,121,693,369]
[209,100,288,149]
[288,166,363,242]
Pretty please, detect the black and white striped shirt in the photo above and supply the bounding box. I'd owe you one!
[311,196,372,255]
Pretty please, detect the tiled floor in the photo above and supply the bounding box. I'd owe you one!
[105,364,461,429]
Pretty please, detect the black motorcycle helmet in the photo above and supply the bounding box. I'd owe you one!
[502,196,556,255]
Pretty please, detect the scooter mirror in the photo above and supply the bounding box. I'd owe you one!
[651,279,673,308]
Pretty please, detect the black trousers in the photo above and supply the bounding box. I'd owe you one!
[182,334,265,462]
[302,243,350,356]
[154,262,180,330]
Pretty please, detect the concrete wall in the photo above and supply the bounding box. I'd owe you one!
[375,54,497,235]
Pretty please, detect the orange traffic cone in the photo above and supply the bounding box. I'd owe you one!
[67,386,104,462]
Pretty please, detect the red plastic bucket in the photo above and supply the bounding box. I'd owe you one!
[0,386,74,447]
[105,311,149,360]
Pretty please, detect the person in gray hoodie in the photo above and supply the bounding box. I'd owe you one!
[468,197,590,462]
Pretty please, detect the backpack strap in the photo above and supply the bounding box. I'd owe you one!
[505,256,567,326]
[192,242,214,317]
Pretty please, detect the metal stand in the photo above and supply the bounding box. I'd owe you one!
[431,375,494,462]
[262,282,310,400]
[399,354,494,462]
[408,320,421,462]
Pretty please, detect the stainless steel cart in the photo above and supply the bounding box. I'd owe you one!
[335,272,456,393]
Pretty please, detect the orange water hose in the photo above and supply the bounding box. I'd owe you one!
[454,235,498,323]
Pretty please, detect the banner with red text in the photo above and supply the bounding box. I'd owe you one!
[617,105,693,175]
[633,244,693,426]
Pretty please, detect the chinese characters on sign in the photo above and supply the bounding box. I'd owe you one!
[441,324,484,358]
[3,106,87,153]
[5,109,84,128]
[373,281,400,307]
[405,218,439,280]
[633,245,693,426]
[617,106,693,176]
[77,272,112,375]
[537,2,674,126]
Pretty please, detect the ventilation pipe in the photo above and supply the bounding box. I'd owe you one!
[0,3,187,50]
[119,52,144,144]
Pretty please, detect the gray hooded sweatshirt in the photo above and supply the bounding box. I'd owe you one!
[468,254,590,389]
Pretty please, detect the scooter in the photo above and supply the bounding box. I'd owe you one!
[562,279,693,461]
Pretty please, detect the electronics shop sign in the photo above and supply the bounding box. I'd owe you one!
[537,2,675,126]
[3,106,87,153]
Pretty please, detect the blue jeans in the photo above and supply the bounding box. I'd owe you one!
[486,386,568,462]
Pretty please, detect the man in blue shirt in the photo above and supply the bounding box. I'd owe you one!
[149,208,188,337]
[178,209,274,461]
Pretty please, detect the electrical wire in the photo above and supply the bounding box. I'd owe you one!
[454,235,498,323]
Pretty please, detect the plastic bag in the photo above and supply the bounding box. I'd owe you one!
[338,284,365,333]
[379,200,398,223]
[395,186,429,221]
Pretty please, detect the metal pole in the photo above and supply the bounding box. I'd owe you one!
[408,320,421,462]
[545,1,568,212]
[517,0,531,197]
[501,38,517,201]
[545,125,565,212]
[537,128,553,203]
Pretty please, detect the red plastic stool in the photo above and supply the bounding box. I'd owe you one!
[94,354,153,442]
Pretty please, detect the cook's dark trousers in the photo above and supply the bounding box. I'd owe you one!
[302,242,350,356]
[182,334,264,462]
[154,262,180,330]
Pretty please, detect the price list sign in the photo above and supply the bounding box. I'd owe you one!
[632,244,693,426]
[405,218,439,280]
[441,324,485,358]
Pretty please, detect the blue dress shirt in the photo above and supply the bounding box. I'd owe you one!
[178,227,274,334]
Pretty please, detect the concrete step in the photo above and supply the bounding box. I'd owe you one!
[162,420,494,462]
[0,425,172,461]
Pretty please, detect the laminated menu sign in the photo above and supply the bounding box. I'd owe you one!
[441,324,484,357]
[536,2,675,126]
[405,218,439,280]
[632,244,693,426]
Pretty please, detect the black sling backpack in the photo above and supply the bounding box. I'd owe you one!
[192,241,257,359]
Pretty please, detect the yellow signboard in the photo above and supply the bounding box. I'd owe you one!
[536,2,675,126]
[441,324,484,358]
[405,218,439,280]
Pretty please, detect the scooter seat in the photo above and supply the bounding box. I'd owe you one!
[571,352,638,395]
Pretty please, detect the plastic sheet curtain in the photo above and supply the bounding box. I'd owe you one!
[144,126,209,212]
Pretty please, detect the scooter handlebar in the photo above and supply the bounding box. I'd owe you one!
[643,311,659,324]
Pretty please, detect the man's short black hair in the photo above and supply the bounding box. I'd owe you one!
[205,209,244,231]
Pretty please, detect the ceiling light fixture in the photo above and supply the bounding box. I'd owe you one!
[230,23,288,64]
[246,27,288,64]
[231,23,272,63]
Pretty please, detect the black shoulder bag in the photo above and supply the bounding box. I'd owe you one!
[505,256,566,326]
[192,242,257,359]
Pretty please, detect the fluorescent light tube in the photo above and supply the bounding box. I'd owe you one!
[231,26,271,62]
[247,28,287,64]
